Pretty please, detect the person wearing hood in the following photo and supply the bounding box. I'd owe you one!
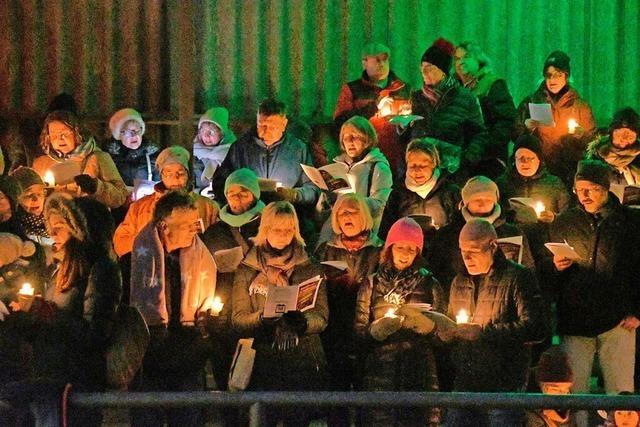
[317,116,393,244]
[455,41,517,175]
[32,110,128,209]
[201,168,264,394]
[193,107,237,191]
[516,51,596,186]
[548,160,640,427]
[113,145,219,258]
[380,138,461,254]
[429,175,535,291]
[315,193,383,426]
[586,107,640,188]
[407,37,490,182]
[355,217,444,426]
[10,167,53,247]
[106,108,160,187]
[333,42,411,173]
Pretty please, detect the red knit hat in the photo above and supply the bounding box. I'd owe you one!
[385,217,424,251]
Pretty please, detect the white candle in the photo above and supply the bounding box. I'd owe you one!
[568,119,578,134]
[43,171,55,187]
[211,296,224,316]
[18,283,34,296]
[384,308,398,318]
[534,201,545,217]
[275,182,283,189]
[456,308,469,324]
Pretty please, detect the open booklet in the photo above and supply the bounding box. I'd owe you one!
[402,303,457,332]
[388,114,424,128]
[610,183,640,207]
[545,241,581,260]
[301,164,353,193]
[508,197,542,223]
[497,235,524,265]
[263,275,323,318]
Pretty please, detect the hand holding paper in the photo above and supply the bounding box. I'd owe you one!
[545,241,580,260]
[528,103,555,127]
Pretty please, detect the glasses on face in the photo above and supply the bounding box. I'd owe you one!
[49,131,74,141]
[199,128,221,138]
[515,156,537,163]
[20,192,45,203]
[121,129,141,138]
[573,186,606,196]
[545,71,566,80]
[161,170,188,180]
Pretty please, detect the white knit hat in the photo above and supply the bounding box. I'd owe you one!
[109,108,145,140]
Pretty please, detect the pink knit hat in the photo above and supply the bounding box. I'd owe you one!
[385,217,424,251]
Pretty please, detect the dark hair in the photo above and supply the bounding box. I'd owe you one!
[75,197,116,259]
[258,98,287,116]
[152,191,197,224]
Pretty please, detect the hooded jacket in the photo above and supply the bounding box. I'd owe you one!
[586,135,640,186]
[105,138,160,186]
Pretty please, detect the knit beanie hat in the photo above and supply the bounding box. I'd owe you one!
[155,145,190,172]
[574,159,611,189]
[109,108,145,140]
[461,176,499,206]
[543,50,571,76]
[198,107,230,130]
[513,134,543,160]
[385,217,424,251]
[10,167,44,194]
[224,168,261,200]
[535,345,573,383]
[361,42,390,58]
[0,175,21,212]
[421,38,456,75]
[609,107,639,135]
[459,218,497,243]
[0,232,36,267]
[44,192,88,242]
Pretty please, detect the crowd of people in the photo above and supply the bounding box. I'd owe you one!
[0,36,639,427]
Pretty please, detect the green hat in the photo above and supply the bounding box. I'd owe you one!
[361,42,390,58]
[225,168,260,200]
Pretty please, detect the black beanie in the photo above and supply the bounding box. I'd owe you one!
[543,50,571,76]
[574,159,611,189]
[421,37,455,75]
[513,134,543,160]
[610,107,640,135]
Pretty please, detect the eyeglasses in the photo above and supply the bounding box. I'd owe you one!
[49,131,74,141]
[545,71,566,80]
[573,186,606,196]
[121,129,141,138]
[161,170,188,180]
[515,156,538,163]
[199,128,221,138]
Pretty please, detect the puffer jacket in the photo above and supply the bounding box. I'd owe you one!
[113,183,219,257]
[585,135,640,186]
[446,253,548,392]
[105,138,160,186]
[354,259,445,426]
[231,244,328,391]
[548,196,640,337]
[32,138,128,209]
[516,84,596,183]
[334,70,412,172]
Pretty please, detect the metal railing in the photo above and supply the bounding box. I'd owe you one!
[64,391,640,427]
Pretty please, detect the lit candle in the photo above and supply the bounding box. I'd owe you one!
[534,201,545,217]
[211,296,224,316]
[276,181,283,189]
[19,283,34,296]
[568,119,578,134]
[456,308,469,324]
[43,171,55,187]
[18,283,35,312]
[384,308,398,318]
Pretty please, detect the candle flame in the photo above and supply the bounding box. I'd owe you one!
[534,201,545,217]
[568,119,578,134]
[43,171,55,187]
[19,283,34,296]
[211,296,224,315]
[384,308,397,318]
[456,308,469,324]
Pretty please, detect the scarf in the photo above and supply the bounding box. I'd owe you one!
[376,262,425,305]
[405,168,441,199]
[597,143,640,185]
[219,200,265,228]
[461,203,502,224]
[46,137,96,163]
[248,243,308,296]
[16,209,49,239]
[421,75,457,106]
[340,231,369,252]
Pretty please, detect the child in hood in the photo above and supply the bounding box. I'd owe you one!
[193,107,236,191]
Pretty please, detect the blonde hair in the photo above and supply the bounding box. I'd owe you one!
[254,201,305,247]
[406,138,441,168]
[331,193,373,235]
[339,116,378,152]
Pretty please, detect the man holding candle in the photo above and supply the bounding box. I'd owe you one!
[548,160,640,427]
[333,42,411,173]
[440,218,548,426]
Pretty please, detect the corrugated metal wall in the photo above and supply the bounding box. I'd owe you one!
[1,0,638,146]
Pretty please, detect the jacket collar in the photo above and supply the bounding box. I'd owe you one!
[326,231,384,250]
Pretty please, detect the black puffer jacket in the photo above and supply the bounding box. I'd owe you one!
[105,139,160,186]
[446,253,548,392]
[548,196,640,337]
[585,135,640,187]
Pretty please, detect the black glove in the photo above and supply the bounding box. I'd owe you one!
[74,174,98,194]
[280,310,308,335]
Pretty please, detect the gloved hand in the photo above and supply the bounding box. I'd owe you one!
[279,310,307,335]
[369,315,403,342]
[397,306,435,335]
[276,186,299,203]
[74,174,98,194]
[272,311,307,351]
[196,309,227,338]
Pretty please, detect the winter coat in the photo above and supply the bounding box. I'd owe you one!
[516,84,596,183]
[466,71,517,161]
[212,130,319,206]
[105,138,160,187]
[354,260,445,426]
[231,244,328,391]
[429,211,536,290]
[193,140,235,190]
[446,252,548,392]
[32,138,128,209]
[548,196,640,337]
[586,135,640,186]
[113,183,219,257]
[380,171,461,252]
[408,79,489,173]
[497,166,571,217]
[334,70,412,172]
